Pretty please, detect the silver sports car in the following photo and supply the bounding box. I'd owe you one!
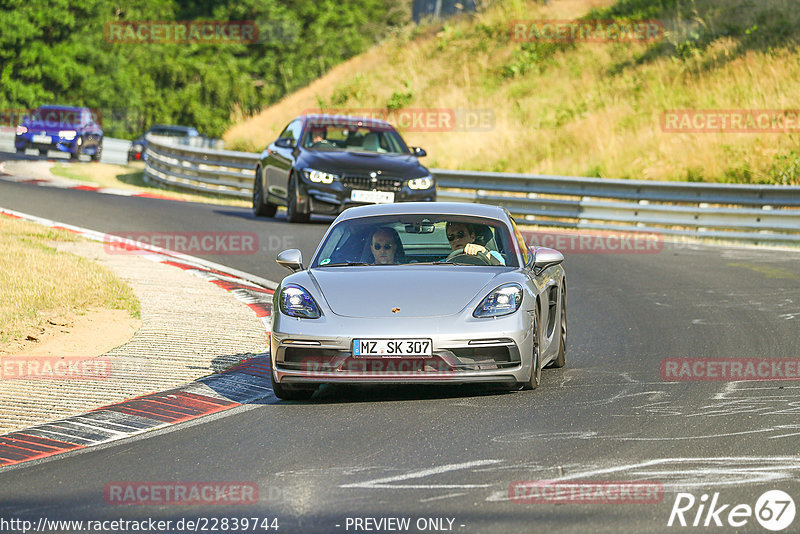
[270,202,567,400]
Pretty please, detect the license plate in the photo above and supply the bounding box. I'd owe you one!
[351,190,395,204]
[32,134,51,144]
[353,338,432,357]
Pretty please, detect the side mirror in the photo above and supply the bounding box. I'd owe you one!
[277,249,304,272]
[275,138,294,149]
[533,247,564,271]
[412,146,427,157]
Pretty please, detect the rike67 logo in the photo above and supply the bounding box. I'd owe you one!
[668,490,796,531]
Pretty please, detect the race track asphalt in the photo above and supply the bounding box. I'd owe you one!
[1,170,800,534]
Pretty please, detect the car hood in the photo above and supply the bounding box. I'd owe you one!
[23,121,81,133]
[308,267,501,318]
[299,150,427,177]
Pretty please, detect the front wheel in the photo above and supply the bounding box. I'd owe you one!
[518,314,542,390]
[70,136,83,160]
[90,143,103,162]
[253,167,277,217]
[286,172,310,223]
[548,289,567,368]
[270,369,315,401]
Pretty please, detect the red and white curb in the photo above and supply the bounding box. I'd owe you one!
[0,160,185,201]
[0,208,277,469]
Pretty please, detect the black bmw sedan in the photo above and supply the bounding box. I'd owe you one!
[253,114,435,222]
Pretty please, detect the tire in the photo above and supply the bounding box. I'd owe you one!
[90,142,103,162]
[270,369,315,401]
[518,312,542,390]
[286,172,310,223]
[38,149,48,156]
[70,136,83,160]
[253,167,277,217]
[548,288,567,369]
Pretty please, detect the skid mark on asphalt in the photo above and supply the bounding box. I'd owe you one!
[484,456,800,502]
[339,460,503,489]
[631,381,800,419]
[331,456,800,504]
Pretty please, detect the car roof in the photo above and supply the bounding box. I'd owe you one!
[335,202,509,222]
[149,124,198,132]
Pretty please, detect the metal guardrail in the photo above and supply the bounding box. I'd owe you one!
[144,134,257,198]
[148,134,225,150]
[143,135,800,244]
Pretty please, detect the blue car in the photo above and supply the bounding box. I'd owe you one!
[15,105,103,161]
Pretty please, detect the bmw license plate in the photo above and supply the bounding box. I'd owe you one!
[353,338,432,357]
[351,190,395,204]
[32,134,51,144]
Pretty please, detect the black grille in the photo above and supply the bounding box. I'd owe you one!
[342,175,403,192]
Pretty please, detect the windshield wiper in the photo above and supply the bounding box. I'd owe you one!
[402,261,459,265]
[317,262,370,267]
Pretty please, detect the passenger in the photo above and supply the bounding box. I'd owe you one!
[445,222,505,265]
[370,227,404,265]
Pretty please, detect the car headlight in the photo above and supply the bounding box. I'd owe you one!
[474,283,523,318]
[16,126,27,135]
[408,175,433,190]
[304,169,338,184]
[58,130,77,140]
[279,284,322,319]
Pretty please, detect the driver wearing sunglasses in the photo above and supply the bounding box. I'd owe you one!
[370,227,403,264]
[445,222,505,265]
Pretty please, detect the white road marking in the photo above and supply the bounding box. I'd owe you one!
[419,492,468,502]
[340,459,502,489]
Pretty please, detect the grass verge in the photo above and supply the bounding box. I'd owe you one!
[49,163,250,207]
[0,216,141,347]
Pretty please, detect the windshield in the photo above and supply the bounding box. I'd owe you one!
[25,107,86,129]
[302,118,409,154]
[311,215,518,268]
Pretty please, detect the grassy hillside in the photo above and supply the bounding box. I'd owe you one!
[224,0,800,184]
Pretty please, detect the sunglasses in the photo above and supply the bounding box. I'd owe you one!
[373,242,393,251]
[447,230,467,242]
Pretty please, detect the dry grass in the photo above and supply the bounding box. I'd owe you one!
[0,217,140,346]
[224,0,800,184]
[50,163,250,207]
